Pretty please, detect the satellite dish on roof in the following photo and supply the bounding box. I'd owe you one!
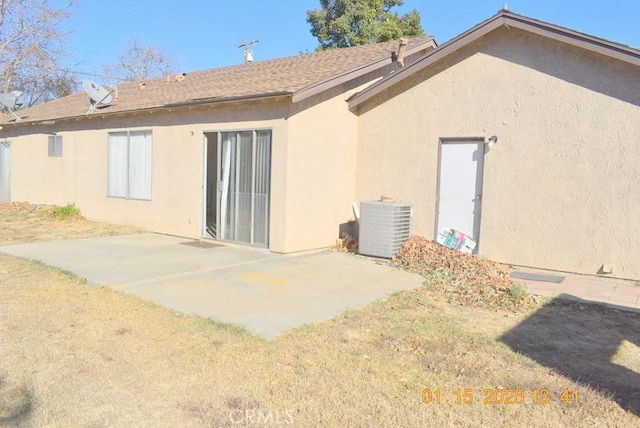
[0,90,22,122]
[82,80,113,113]
[0,91,21,109]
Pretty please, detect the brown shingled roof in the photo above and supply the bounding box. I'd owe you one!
[1,36,434,126]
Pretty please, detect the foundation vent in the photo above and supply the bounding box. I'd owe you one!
[358,201,412,258]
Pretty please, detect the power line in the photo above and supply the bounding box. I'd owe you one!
[60,69,128,82]
[82,0,242,40]
[65,2,268,78]
[67,46,112,57]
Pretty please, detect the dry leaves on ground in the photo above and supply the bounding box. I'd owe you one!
[393,235,539,309]
[0,201,32,212]
[331,233,358,253]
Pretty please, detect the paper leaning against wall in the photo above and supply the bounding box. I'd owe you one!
[437,229,476,254]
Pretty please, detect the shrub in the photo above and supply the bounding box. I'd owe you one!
[51,204,81,219]
[508,283,528,304]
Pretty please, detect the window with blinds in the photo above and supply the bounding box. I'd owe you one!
[48,135,63,157]
[107,131,152,200]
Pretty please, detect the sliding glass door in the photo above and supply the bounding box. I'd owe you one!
[216,130,271,247]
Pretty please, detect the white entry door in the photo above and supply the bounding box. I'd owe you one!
[436,140,484,245]
[0,141,9,202]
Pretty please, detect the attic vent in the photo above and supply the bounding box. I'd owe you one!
[174,73,187,82]
[358,200,412,258]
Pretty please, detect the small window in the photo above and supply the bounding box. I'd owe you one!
[48,135,63,157]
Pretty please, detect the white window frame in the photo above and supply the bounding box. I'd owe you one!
[107,130,152,200]
[48,135,63,157]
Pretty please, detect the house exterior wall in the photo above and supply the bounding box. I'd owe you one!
[355,28,640,279]
[280,52,432,252]
[4,89,363,254]
[1,44,434,254]
[5,100,291,251]
[3,87,365,254]
[283,87,360,252]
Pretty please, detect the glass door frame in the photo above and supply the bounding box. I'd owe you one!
[202,129,271,248]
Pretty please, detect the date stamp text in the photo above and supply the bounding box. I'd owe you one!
[421,388,580,405]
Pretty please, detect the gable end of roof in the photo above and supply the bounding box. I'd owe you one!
[348,10,640,110]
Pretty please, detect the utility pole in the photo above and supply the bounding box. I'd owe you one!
[236,40,259,64]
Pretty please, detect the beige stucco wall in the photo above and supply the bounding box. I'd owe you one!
[356,27,640,279]
[2,90,365,254]
[3,90,363,253]
[280,51,432,252]
[1,46,434,253]
[4,100,291,251]
[283,88,359,251]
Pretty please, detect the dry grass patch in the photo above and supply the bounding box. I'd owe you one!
[0,376,33,426]
[1,212,639,425]
[0,201,140,245]
[1,251,639,426]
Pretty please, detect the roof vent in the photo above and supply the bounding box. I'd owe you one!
[174,73,187,82]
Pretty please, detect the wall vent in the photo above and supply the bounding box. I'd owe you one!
[358,201,412,258]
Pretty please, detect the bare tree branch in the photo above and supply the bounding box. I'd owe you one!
[0,0,76,106]
[102,36,176,83]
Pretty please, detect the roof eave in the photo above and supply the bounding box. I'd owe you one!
[0,92,292,128]
[348,11,640,110]
[503,13,640,66]
[162,91,292,108]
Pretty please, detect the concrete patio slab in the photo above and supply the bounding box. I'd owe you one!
[1,233,423,338]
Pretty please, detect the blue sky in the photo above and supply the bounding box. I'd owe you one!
[63,0,640,82]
